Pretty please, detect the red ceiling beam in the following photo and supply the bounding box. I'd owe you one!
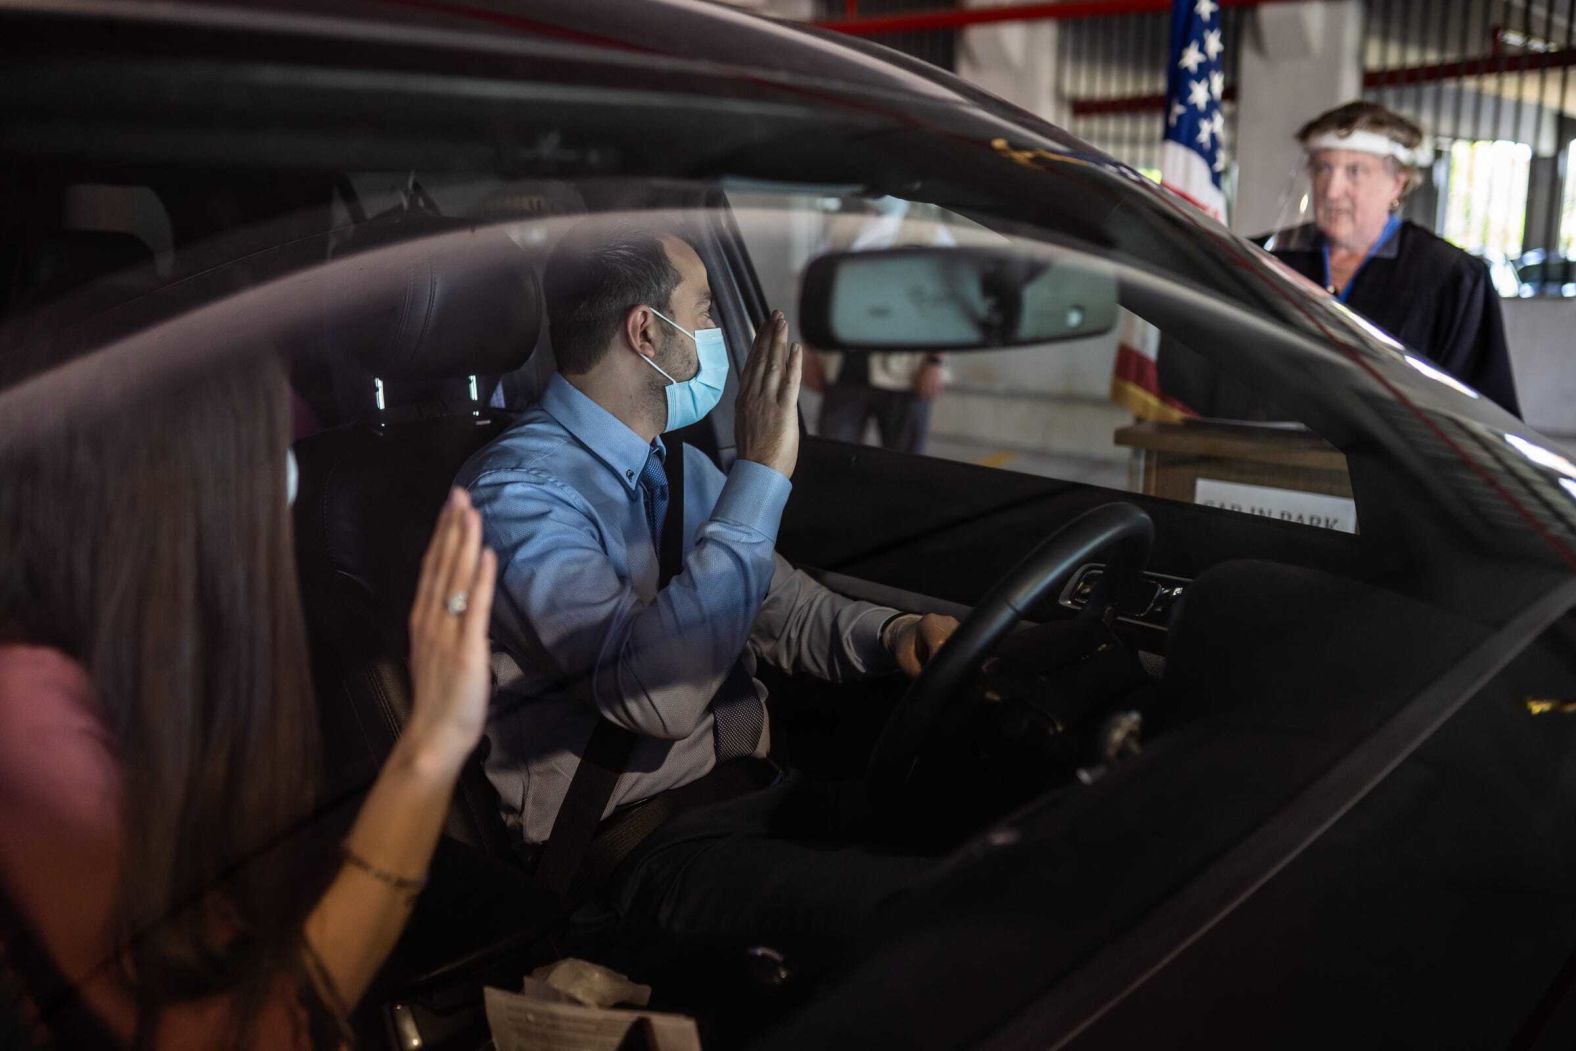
[1364,45,1576,88]
[812,0,1294,37]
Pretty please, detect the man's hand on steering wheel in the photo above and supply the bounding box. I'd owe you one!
[866,504,1153,805]
[884,613,961,679]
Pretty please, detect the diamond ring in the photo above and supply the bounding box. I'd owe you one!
[445,591,469,617]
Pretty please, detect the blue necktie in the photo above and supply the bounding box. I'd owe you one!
[638,443,761,762]
[637,445,667,559]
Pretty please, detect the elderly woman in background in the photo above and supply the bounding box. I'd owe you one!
[1268,100,1520,415]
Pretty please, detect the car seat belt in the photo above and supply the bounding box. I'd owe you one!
[533,440,688,898]
[658,439,686,590]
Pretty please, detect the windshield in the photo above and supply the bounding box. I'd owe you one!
[3,1,1569,576]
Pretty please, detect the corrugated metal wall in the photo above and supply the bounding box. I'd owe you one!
[1364,0,1576,294]
[1059,6,1247,177]
[819,1,1569,296]
[818,0,1575,296]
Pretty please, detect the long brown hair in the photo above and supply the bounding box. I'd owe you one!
[0,334,325,1044]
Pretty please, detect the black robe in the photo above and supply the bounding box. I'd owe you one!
[1269,221,1520,416]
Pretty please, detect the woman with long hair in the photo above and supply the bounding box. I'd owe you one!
[0,345,497,1047]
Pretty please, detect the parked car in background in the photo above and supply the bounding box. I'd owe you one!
[1481,251,1525,298]
[1514,248,1576,297]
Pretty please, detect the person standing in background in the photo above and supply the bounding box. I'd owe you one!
[1266,101,1520,416]
[804,198,952,454]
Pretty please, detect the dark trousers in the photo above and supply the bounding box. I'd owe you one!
[818,383,932,455]
[605,772,929,963]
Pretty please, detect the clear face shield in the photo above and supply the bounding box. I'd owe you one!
[1262,129,1430,259]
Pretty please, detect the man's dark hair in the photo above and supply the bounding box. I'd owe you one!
[543,218,683,375]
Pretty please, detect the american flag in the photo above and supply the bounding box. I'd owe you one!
[1161,0,1227,221]
[1111,0,1224,421]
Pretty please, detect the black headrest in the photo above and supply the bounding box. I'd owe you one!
[327,213,542,380]
[294,415,514,645]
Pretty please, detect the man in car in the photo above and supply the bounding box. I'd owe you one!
[456,217,958,958]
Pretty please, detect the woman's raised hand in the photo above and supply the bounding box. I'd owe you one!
[404,487,497,777]
[307,489,499,1006]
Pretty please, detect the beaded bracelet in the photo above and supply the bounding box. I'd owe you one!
[340,844,427,901]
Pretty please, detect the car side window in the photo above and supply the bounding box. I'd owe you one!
[726,187,1360,535]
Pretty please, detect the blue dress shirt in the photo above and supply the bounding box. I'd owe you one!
[457,374,899,844]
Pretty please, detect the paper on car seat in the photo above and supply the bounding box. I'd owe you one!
[531,957,651,1008]
[485,972,700,1051]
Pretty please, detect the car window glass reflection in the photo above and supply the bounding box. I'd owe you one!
[728,190,1358,535]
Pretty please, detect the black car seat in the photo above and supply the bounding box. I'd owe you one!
[289,221,578,1036]
[291,216,541,860]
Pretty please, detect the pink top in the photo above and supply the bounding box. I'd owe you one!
[0,643,316,1048]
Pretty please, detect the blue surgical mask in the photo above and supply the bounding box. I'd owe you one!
[643,308,729,432]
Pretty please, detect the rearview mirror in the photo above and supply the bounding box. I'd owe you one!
[799,245,1118,352]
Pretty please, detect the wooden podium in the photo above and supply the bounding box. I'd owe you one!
[1113,420,1353,503]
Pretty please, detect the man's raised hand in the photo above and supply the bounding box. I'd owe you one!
[735,309,803,479]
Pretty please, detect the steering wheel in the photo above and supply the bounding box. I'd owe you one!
[866,502,1154,806]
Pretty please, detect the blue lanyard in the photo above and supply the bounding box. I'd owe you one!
[1323,215,1402,303]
